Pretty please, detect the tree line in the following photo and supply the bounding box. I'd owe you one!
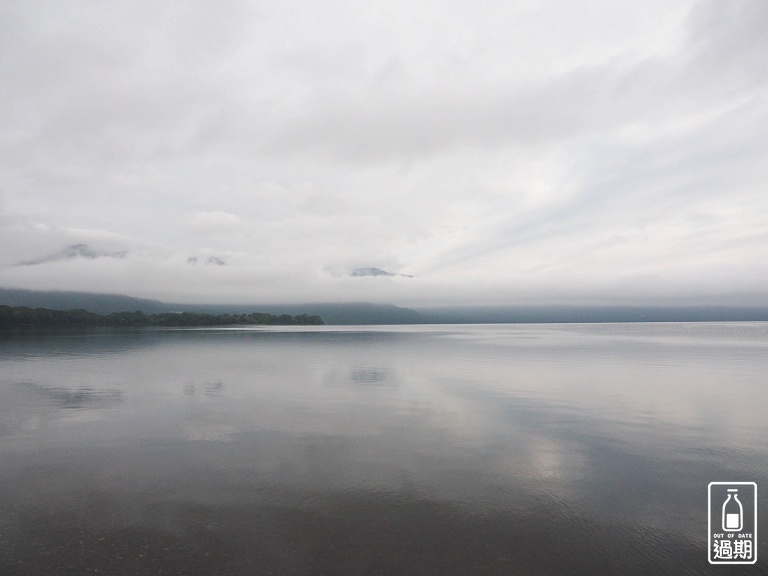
[0,306,324,327]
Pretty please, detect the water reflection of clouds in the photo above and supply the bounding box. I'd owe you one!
[2,326,767,539]
[434,331,768,453]
[351,368,388,384]
[184,380,225,396]
[16,381,122,410]
[0,381,123,445]
[4,324,767,452]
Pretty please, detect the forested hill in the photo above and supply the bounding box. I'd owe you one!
[0,288,165,314]
[0,288,424,324]
[0,306,323,327]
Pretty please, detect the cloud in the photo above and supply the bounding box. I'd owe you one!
[186,211,243,234]
[0,0,766,306]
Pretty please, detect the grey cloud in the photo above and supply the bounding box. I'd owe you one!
[1,1,698,170]
[259,66,635,163]
[0,0,766,306]
[685,0,768,86]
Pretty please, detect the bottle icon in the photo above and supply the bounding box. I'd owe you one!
[722,489,743,532]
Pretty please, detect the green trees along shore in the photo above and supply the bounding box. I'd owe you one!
[0,306,324,327]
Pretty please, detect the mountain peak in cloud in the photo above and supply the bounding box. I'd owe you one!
[18,244,128,266]
[351,267,413,278]
[187,256,227,266]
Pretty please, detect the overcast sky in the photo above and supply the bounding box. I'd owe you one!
[1,0,767,306]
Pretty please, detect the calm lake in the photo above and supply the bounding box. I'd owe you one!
[1,323,767,575]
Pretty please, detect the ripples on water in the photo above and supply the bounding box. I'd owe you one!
[1,323,767,574]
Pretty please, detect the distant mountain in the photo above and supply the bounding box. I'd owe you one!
[351,268,413,278]
[0,288,165,314]
[270,303,423,324]
[415,305,768,323]
[0,289,425,324]
[169,302,426,325]
[5,288,767,324]
[0,307,323,328]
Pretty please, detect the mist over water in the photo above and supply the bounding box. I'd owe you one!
[1,323,767,574]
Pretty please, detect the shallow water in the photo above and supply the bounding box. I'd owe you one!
[1,323,767,574]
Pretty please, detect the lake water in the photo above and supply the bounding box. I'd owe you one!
[1,323,767,575]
